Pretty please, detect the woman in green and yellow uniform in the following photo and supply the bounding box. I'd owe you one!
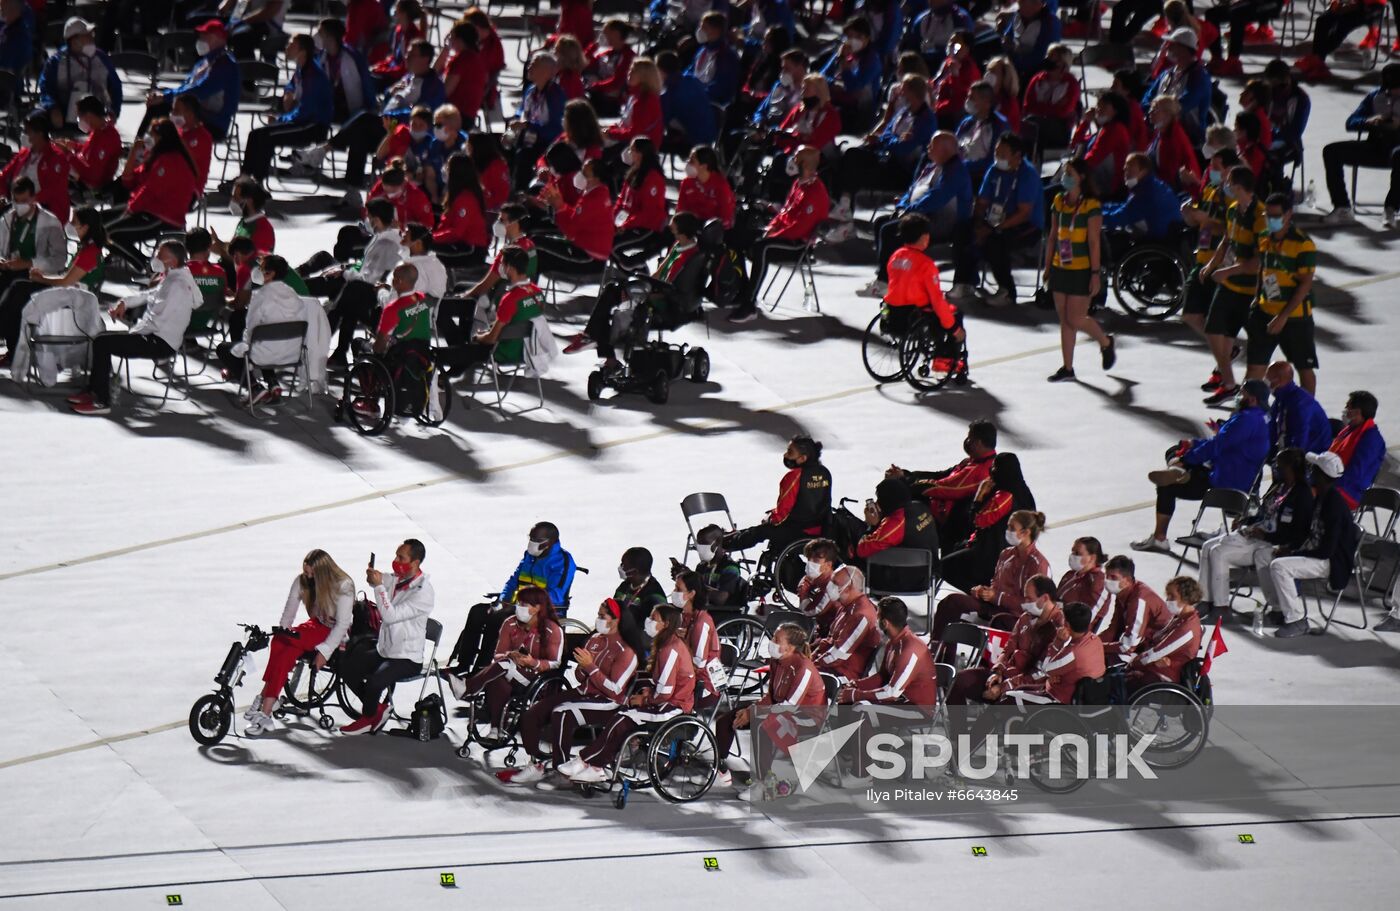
[1044,157,1116,383]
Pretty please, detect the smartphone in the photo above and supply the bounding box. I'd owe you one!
[369,552,376,569]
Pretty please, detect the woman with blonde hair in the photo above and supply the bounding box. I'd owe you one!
[604,58,664,146]
[982,56,1021,132]
[245,550,355,735]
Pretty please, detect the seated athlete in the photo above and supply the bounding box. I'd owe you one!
[998,600,1105,705]
[811,566,881,683]
[349,262,430,422]
[1124,575,1204,691]
[669,524,748,614]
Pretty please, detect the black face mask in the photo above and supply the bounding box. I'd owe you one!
[783,456,800,469]
[962,438,974,456]
[801,96,818,109]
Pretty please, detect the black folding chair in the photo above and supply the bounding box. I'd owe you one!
[1174,487,1251,573]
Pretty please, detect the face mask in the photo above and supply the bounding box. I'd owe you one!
[1094,111,1110,127]
[764,638,782,659]
[410,128,429,142]
[249,266,265,287]
[572,171,589,191]
[78,118,92,135]
[1267,215,1285,233]
[595,616,613,634]
[11,202,31,218]
[1062,174,1077,191]
[314,34,326,51]
[684,163,699,178]
[779,72,795,88]
[782,455,799,469]
[825,580,844,603]
[1005,528,1021,546]
[1165,600,1184,616]
[697,543,717,563]
[1105,577,1123,595]
[170,113,190,131]
[1069,554,1084,571]
[801,96,817,110]
[1124,176,1139,189]
[964,99,978,116]
[617,564,629,581]
[848,37,867,52]
[434,126,452,142]
[1223,184,1237,200]
[644,617,661,638]
[526,539,548,557]
[80,42,98,59]
[1208,167,1223,185]
[196,39,210,56]
[668,590,688,609]
[804,559,823,580]
[142,135,156,151]
[491,221,509,241]
[149,255,166,274]
[391,559,412,577]
[1022,600,1042,617]
[228,200,244,217]
[515,603,533,623]
[621,148,636,166]
[784,157,799,177]
[695,27,710,44]
[994,157,1012,172]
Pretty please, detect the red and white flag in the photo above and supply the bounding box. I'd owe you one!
[1200,617,1228,676]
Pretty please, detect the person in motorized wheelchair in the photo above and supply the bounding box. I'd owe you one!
[244,549,356,736]
[1121,576,1203,693]
[811,564,881,681]
[446,521,578,676]
[669,524,749,615]
[564,603,697,785]
[444,585,564,740]
[724,435,833,564]
[436,245,544,379]
[712,621,826,792]
[498,598,639,788]
[347,262,432,423]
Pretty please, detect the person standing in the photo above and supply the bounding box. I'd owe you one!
[1198,165,1267,406]
[1044,157,1114,383]
[1242,193,1319,396]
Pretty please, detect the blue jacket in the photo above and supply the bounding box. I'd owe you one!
[663,72,719,145]
[0,7,32,73]
[1268,382,1332,455]
[501,542,579,609]
[854,0,904,61]
[978,156,1045,230]
[516,79,566,146]
[899,153,973,223]
[956,110,1009,185]
[316,44,375,118]
[1003,8,1060,79]
[746,0,797,47]
[1144,63,1212,141]
[904,5,976,68]
[165,49,241,138]
[1184,405,1270,492]
[280,61,334,126]
[874,103,936,169]
[822,45,882,111]
[1335,422,1386,508]
[1346,89,1395,134]
[686,39,741,105]
[383,70,445,121]
[38,47,125,118]
[1102,173,1183,239]
[1270,86,1310,157]
[425,130,469,182]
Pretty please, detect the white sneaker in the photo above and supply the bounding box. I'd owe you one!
[726,754,751,773]
[947,283,979,302]
[505,762,548,785]
[1321,205,1356,225]
[244,712,275,736]
[829,198,853,222]
[1129,536,1173,555]
[715,769,733,787]
[534,771,571,791]
[568,764,608,784]
[824,221,853,243]
[959,611,982,623]
[855,279,887,299]
[484,726,502,741]
[243,704,262,720]
[557,757,587,777]
[1385,207,1397,229]
[340,188,364,211]
[982,289,1014,307]
[444,673,467,701]
[293,146,327,170]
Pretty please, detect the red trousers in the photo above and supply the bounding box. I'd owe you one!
[261,618,331,699]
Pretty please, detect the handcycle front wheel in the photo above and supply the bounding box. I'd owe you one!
[342,357,394,435]
[1113,245,1187,320]
[861,312,907,383]
[189,693,233,745]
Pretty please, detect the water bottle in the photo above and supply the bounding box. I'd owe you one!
[1252,603,1266,636]
[1304,179,1316,209]
[763,771,778,801]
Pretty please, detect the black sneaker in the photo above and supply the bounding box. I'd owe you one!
[727,307,758,323]
[1274,618,1309,639]
[1100,336,1116,370]
[1203,384,1238,405]
[1047,366,1076,382]
[1200,369,1223,391]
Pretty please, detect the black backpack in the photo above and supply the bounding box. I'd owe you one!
[408,693,446,741]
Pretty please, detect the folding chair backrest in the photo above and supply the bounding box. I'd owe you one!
[1361,538,1400,595]
[765,610,814,637]
[1199,487,1250,522]
[249,320,309,344]
[681,491,733,524]
[938,622,988,670]
[1358,486,1400,539]
[866,547,935,595]
[821,672,841,704]
[935,662,956,694]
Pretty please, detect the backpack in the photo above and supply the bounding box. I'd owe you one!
[408,693,446,741]
[707,247,749,308]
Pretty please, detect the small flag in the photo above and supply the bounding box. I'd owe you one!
[1200,617,1228,676]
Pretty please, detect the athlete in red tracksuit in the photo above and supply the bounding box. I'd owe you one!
[714,625,825,777]
[547,179,615,262]
[1125,603,1202,689]
[1002,624,1106,704]
[947,593,1066,706]
[451,591,564,730]
[679,599,721,706]
[605,87,663,146]
[613,166,668,233]
[843,600,938,775]
[812,587,881,682]
[368,176,435,228]
[735,147,830,317]
[677,167,735,228]
[1100,573,1170,663]
[726,436,833,561]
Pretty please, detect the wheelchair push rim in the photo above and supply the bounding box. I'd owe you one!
[716,616,770,698]
[1125,683,1209,769]
[861,311,907,383]
[648,716,719,803]
[280,654,338,712]
[1113,246,1186,320]
[899,317,964,392]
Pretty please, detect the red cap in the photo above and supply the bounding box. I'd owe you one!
[601,598,621,620]
[195,19,228,37]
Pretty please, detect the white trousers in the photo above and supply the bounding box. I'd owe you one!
[1199,532,1274,605]
[1259,555,1330,624]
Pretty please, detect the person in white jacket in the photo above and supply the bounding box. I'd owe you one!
[402,224,448,300]
[215,254,309,406]
[69,240,196,415]
[0,178,67,303]
[340,538,436,735]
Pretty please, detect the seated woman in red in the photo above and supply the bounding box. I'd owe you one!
[536,153,615,277]
[104,119,199,272]
[613,137,670,261]
[604,58,664,148]
[432,153,490,267]
[676,145,735,229]
[440,22,488,123]
[370,0,425,84]
[584,18,636,116]
[469,131,512,212]
[554,35,588,100]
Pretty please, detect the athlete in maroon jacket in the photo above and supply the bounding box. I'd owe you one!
[812,571,881,682]
[446,586,563,733]
[841,597,938,776]
[1100,555,1171,663]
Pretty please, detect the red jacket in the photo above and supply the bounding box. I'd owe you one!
[606,89,663,145]
[680,608,721,694]
[368,178,434,228]
[444,49,488,119]
[932,57,980,125]
[813,595,881,681]
[481,158,510,211]
[854,627,936,707]
[766,176,829,241]
[774,102,842,153]
[575,632,638,702]
[127,151,198,228]
[647,636,697,712]
[1104,580,1170,658]
[240,214,275,254]
[1149,119,1200,191]
[987,545,1051,612]
[614,168,668,233]
[1006,630,1105,703]
[433,188,489,247]
[0,146,71,222]
[1023,70,1080,121]
[1130,608,1202,684]
[911,453,994,521]
[1058,567,1113,635]
[1125,98,1150,150]
[885,244,954,327]
[66,121,122,189]
[996,88,1022,132]
[857,508,907,560]
[1084,120,1135,196]
[346,0,389,58]
[677,173,735,228]
[756,652,825,707]
[492,616,566,671]
[554,0,595,45]
[991,603,1065,681]
[555,183,615,259]
[585,42,635,100]
[180,124,213,189]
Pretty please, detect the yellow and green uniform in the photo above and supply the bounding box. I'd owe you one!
[1192,183,1228,267]
[1256,226,1316,318]
[1220,196,1266,295]
[1049,193,1102,271]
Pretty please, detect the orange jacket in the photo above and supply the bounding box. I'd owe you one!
[885,244,955,329]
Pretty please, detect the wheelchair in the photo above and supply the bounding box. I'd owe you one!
[1108,224,1193,321]
[743,498,867,610]
[862,305,969,390]
[337,340,454,435]
[272,646,341,733]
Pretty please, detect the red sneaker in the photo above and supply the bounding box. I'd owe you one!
[1200,369,1223,392]
[340,702,387,735]
[66,390,94,406]
[71,398,111,416]
[1359,26,1381,50]
[562,333,595,355]
[351,397,381,419]
[1246,24,1275,45]
[1212,57,1245,77]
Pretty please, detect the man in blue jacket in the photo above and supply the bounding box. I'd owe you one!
[1132,379,1271,554]
[141,19,241,140]
[1104,154,1185,239]
[1330,389,1386,510]
[1320,63,1400,227]
[232,33,332,184]
[1003,0,1062,86]
[1265,361,1332,456]
[830,74,937,222]
[659,50,718,152]
[686,11,740,106]
[861,132,970,297]
[1142,28,1213,145]
[0,0,33,92]
[36,16,123,128]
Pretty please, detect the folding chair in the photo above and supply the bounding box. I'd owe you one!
[21,308,91,392]
[384,618,448,725]
[936,622,988,670]
[108,51,161,98]
[760,232,824,313]
[866,547,939,635]
[469,322,544,412]
[1174,487,1251,573]
[1299,527,1371,633]
[680,491,740,560]
[1074,41,1135,89]
[240,319,312,416]
[1356,486,1400,542]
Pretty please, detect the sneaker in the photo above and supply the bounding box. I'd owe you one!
[498,762,548,785]
[959,611,982,623]
[1148,466,1190,486]
[250,386,281,407]
[715,769,733,788]
[1321,206,1356,226]
[1129,536,1173,554]
[1204,383,1239,406]
[1100,335,1116,370]
[244,712,275,736]
[1200,369,1223,391]
[1212,57,1244,77]
[443,672,467,701]
[947,283,979,302]
[534,771,572,791]
[351,397,381,419]
[557,757,587,777]
[828,198,853,222]
[1246,24,1275,45]
[727,307,758,323]
[1273,618,1310,639]
[1046,366,1076,382]
[1359,25,1381,50]
[1375,615,1400,633]
[293,145,328,170]
[982,289,1014,308]
[562,333,595,354]
[855,279,887,299]
[340,188,364,211]
[567,763,609,784]
[483,725,503,741]
[71,398,111,416]
[66,390,94,406]
[340,712,379,735]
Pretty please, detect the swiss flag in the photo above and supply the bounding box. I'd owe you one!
[760,711,802,755]
[978,626,1013,667]
[1200,617,1228,676]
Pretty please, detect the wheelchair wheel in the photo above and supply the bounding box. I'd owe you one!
[280,655,338,712]
[343,357,394,435]
[770,536,814,609]
[335,676,366,720]
[647,369,670,405]
[1113,245,1186,320]
[717,616,769,698]
[1014,706,1092,795]
[414,368,453,427]
[586,370,606,401]
[900,318,960,392]
[687,347,710,383]
[189,693,233,745]
[648,716,719,802]
[861,312,907,383]
[1125,683,1209,770]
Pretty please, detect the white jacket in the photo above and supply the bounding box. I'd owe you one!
[0,206,66,274]
[124,266,198,351]
[10,286,103,386]
[346,229,405,284]
[278,575,354,660]
[405,252,448,299]
[229,284,331,393]
[372,571,435,661]
[523,315,558,377]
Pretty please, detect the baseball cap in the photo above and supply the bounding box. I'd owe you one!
[195,19,229,38]
[63,17,92,40]
[1305,451,1344,479]
[1167,27,1199,51]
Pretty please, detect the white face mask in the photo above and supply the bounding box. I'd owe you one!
[848,37,867,52]
[697,543,717,563]
[492,221,508,239]
[595,616,613,635]
[572,171,589,191]
[78,119,92,135]
[779,72,795,88]
[684,163,699,178]
[228,199,244,217]
[434,126,452,143]
[668,590,688,608]
[81,43,98,59]
[1095,111,1111,127]
[825,579,845,603]
[195,39,210,56]
[1105,577,1123,595]
[644,617,661,637]
[12,203,31,218]
[1005,528,1021,546]
[784,157,799,177]
[248,266,265,287]
[1165,600,1184,616]
[764,638,782,659]
[1022,599,1042,617]
[142,135,156,151]
[1124,176,1140,189]
[170,114,186,130]
[515,603,533,623]
[617,564,628,581]
[621,148,636,166]
[149,255,166,274]
[526,539,547,557]
[964,99,978,116]
[695,27,710,44]
[804,559,823,579]
[1068,554,1085,571]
